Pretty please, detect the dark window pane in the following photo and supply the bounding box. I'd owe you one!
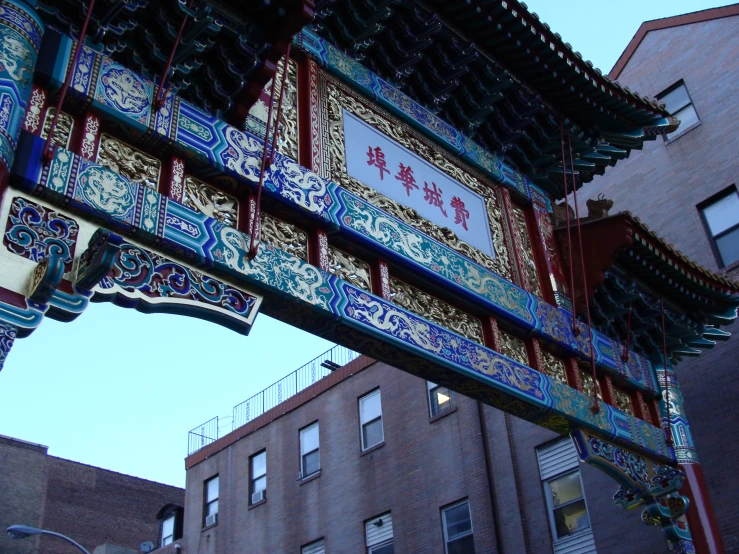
[660,84,691,114]
[363,417,383,449]
[206,500,218,516]
[371,543,394,554]
[447,534,476,554]
[552,499,590,538]
[548,472,584,506]
[716,227,739,266]
[302,450,320,476]
[703,192,739,235]
[444,502,472,539]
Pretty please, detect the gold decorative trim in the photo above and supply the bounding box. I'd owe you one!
[614,388,634,415]
[41,107,74,149]
[183,175,239,227]
[511,205,542,297]
[321,74,512,281]
[260,213,308,261]
[327,246,372,291]
[390,276,484,344]
[499,329,528,365]
[97,134,161,190]
[580,370,603,400]
[540,349,568,385]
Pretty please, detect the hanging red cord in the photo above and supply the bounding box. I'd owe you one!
[660,297,674,446]
[559,123,578,335]
[43,0,97,162]
[154,0,195,110]
[621,301,632,362]
[248,44,292,260]
[568,135,600,413]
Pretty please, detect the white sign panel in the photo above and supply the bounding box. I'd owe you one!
[343,110,495,259]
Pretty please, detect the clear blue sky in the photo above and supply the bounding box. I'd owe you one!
[0,0,734,489]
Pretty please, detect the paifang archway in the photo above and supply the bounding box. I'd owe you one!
[0,2,736,553]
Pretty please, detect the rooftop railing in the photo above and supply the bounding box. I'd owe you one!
[187,344,359,455]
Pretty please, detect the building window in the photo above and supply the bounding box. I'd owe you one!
[699,185,739,268]
[427,381,455,417]
[250,451,267,504]
[441,500,475,554]
[536,439,596,549]
[657,80,700,141]
[161,514,175,546]
[300,422,320,478]
[301,539,325,554]
[366,512,394,554]
[203,476,219,527]
[359,389,384,450]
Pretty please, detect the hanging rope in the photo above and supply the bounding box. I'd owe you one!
[660,297,674,446]
[568,135,600,413]
[43,0,97,162]
[621,301,632,362]
[559,123,578,335]
[154,0,195,110]
[247,43,292,260]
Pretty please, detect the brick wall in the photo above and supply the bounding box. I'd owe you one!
[575,14,739,551]
[0,435,48,554]
[0,434,185,554]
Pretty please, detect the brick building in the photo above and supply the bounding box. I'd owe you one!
[0,434,185,554]
[575,5,739,551]
[183,356,674,554]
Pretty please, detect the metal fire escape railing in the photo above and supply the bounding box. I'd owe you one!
[187,345,359,455]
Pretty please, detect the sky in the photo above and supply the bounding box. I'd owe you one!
[0,0,735,490]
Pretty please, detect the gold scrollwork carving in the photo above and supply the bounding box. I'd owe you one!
[323,76,512,281]
[248,58,299,161]
[580,370,603,400]
[539,349,568,385]
[97,134,161,190]
[511,205,542,298]
[41,107,74,149]
[498,329,529,365]
[183,175,239,227]
[389,276,484,345]
[260,213,308,261]
[328,246,372,291]
[614,388,634,415]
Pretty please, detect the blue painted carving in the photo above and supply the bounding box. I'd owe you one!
[94,56,152,130]
[0,0,43,174]
[3,196,79,271]
[75,228,123,292]
[654,362,699,465]
[93,238,261,334]
[0,320,17,370]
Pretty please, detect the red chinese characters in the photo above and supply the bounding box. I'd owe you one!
[395,163,418,196]
[366,146,390,180]
[450,196,470,230]
[423,181,448,217]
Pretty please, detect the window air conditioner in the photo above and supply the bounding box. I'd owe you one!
[252,489,266,504]
[205,513,218,527]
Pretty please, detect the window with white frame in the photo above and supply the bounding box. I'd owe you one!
[441,500,475,554]
[657,80,700,141]
[366,512,394,554]
[359,389,384,450]
[699,185,739,268]
[302,538,325,554]
[203,475,219,526]
[536,440,596,553]
[300,422,320,478]
[427,381,455,417]
[250,450,267,504]
[161,514,175,546]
